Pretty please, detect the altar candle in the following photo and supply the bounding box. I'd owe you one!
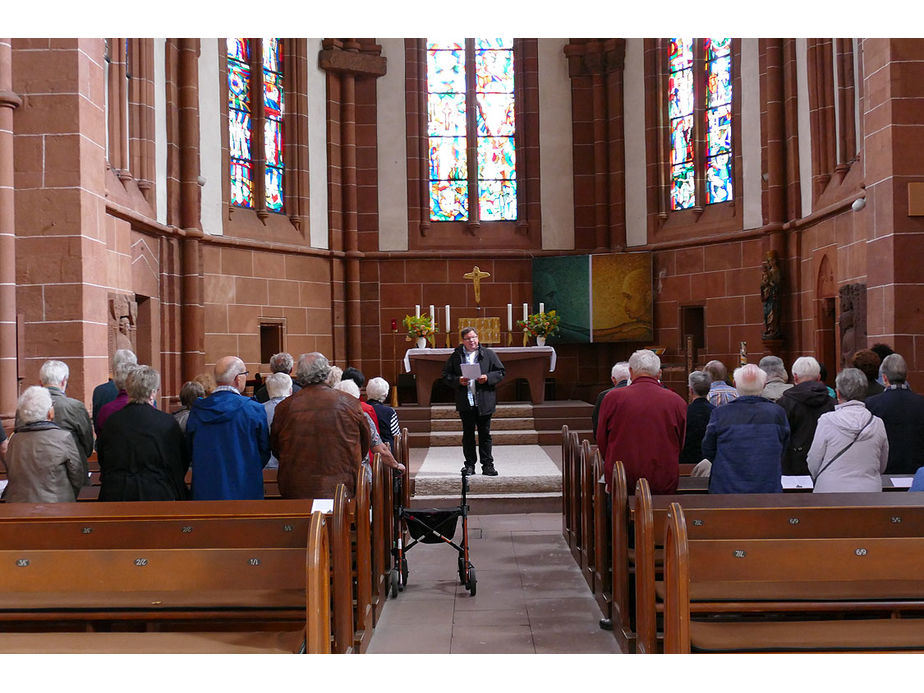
[507,303,512,330]
[539,302,545,314]
[445,305,450,330]
[429,305,435,323]
[415,304,420,318]
[522,303,528,321]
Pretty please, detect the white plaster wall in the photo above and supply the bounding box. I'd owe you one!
[796,38,813,218]
[538,38,575,250]
[624,38,647,247]
[307,38,329,249]
[154,38,167,225]
[741,38,763,230]
[376,38,408,252]
[198,38,223,236]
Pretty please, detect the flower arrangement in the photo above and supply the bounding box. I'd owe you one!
[403,313,436,340]
[517,310,561,338]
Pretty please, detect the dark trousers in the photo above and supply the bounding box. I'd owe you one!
[459,408,493,467]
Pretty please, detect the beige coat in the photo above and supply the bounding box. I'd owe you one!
[3,422,88,502]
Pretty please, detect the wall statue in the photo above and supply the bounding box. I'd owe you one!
[108,293,138,362]
[760,251,782,339]
[839,283,867,368]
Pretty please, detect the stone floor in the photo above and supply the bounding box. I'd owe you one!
[367,511,621,655]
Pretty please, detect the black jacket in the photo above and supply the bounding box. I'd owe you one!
[777,381,835,475]
[679,397,715,464]
[865,386,924,474]
[441,344,505,415]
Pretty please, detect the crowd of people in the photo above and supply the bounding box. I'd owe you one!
[595,344,924,496]
[0,349,405,504]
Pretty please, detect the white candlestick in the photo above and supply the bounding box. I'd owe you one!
[523,303,528,322]
[445,305,450,331]
[429,305,435,325]
[507,303,512,330]
[415,304,420,318]
[539,302,545,314]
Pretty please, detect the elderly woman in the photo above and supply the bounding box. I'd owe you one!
[336,380,404,477]
[366,377,401,450]
[263,372,293,469]
[97,365,190,501]
[806,367,889,493]
[173,380,205,433]
[3,386,87,502]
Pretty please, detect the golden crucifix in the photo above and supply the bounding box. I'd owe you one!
[463,265,491,305]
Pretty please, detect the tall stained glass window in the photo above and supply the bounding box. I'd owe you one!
[427,38,516,223]
[227,38,285,212]
[667,38,732,210]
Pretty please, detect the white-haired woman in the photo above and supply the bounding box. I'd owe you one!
[366,377,400,450]
[3,386,87,502]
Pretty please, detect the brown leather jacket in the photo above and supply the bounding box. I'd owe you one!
[270,383,371,499]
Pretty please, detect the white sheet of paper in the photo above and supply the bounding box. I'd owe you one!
[781,475,814,489]
[888,476,914,488]
[461,364,481,381]
[312,499,334,513]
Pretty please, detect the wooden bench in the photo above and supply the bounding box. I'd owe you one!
[635,482,924,653]
[662,500,924,653]
[0,500,333,653]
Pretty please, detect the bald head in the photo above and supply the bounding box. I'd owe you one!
[733,363,767,396]
[214,355,246,386]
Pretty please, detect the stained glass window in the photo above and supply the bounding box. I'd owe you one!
[667,38,733,210]
[427,38,516,223]
[227,38,285,212]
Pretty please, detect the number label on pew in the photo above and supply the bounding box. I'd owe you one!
[135,558,148,567]
[249,558,261,566]
[82,527,93,534]
[733,550,746,558]
[855,548,868,556]
[283,524,294,532]
[789,517,799,525]
[182,526,193,533]
[692,520,704,526]
[16,559,29,567]
[891,516,902,524]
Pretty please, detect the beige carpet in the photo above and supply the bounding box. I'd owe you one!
[413,444,562,497]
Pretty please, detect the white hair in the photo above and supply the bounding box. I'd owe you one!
[336,380,360,399]
[611,361,630,383]
[266,372,293,399]
[628,350,660,377]
[17,385,53,424]
[112,349,137,371]
[125,365,160,404]
[113,360,139,390]
[791,356,820,381]
[39,360,69,387]
[734,363,767,396]
[366,377,390,402]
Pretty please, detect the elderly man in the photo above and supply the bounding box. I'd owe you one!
[596,349,687,495]
[95,359,140,434]
[254,352,301,403]
[703,360,738,407]
[866,353,924,474]
[92,348,137,423]
[271,352,371,498]
[186,355,270,500]
[442,327,506,476]
[777,356,835,475]
[591,361,630,437]
[679,370,715,465]
[23,359,95,460]
[758,355,793,402]
[702,364,789,494]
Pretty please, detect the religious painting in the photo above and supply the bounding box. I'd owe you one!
[531,255,591,343]
[591,253,653,342]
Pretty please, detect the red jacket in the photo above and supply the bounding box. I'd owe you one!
[596,375,687,495]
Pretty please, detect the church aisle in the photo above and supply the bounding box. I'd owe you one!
[367,512,621,654]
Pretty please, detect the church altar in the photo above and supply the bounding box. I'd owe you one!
[403,347,557,406]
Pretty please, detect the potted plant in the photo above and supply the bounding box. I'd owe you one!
[403,313,436,348]
[517,310,560,346]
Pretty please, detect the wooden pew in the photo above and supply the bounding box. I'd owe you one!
[566,430,581,563]
[561,425,573,548]
[635,480,924,653]
[0,501,333,653]
[662,501,924,653]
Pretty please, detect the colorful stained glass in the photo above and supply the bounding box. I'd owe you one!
[227,38,249,63]
[427,48,466,93]
[430,181,468,221]
[475,38,513,50]
[427,40,464,51]
[263,38,281,72]
[706,104,731,155]
[704,38,731,61]
[669,38,693,72]
[474,50,514,92]
[476,93,515,137]
[228,63,251,111]
[429,137,467,180]
[264,72,283,118]
[264,119,282,166]
[479,179,517,220]
[478,137,515,180]
[668,69,694,119]
[706,154,733,204]
[428,93,466,135]
[229,110,251,159]
[265,166,283,212]
[706,56,732,108]
[230,161,253,207]
[671,162,695,210]
[671,115,694,165]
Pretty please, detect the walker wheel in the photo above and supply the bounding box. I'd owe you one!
[466,565,477,597]
[458,555,466,585]
[389,569,399,598]
[400,556,409,589]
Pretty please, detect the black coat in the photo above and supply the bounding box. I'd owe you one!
[441,344,505,415]
[865,387,924,474]
[777,381,835,475]
[679,397,715,464]
[97,402,190,501]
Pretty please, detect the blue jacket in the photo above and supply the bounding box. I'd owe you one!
[702,395,789,494]
[186,390,270,500]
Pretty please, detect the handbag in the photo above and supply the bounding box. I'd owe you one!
[811,411,874,482]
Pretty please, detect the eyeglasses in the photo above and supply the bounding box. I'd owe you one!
[236,371,249,378]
